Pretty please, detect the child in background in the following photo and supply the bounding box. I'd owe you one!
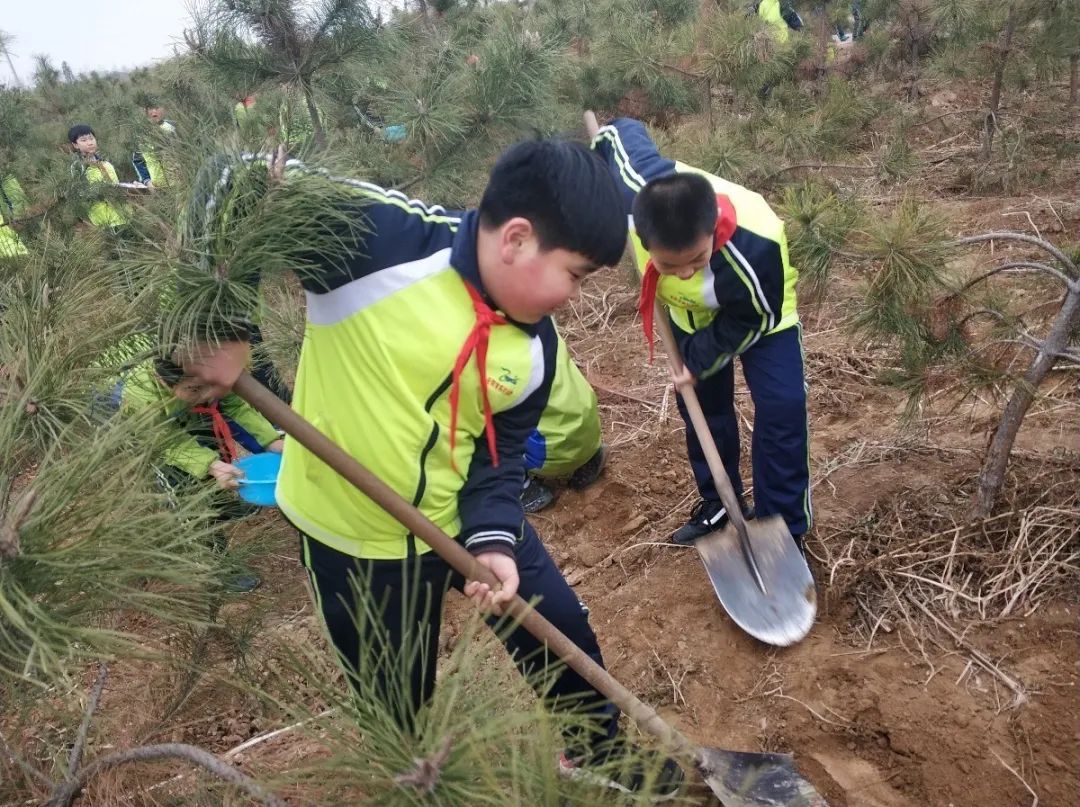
[117,335,284,592]
[0,173,30,258]
[68,124,130,229]
[132,100,177,188]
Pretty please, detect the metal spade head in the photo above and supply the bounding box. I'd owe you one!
[695,515,817,646]
[697,746,828,806]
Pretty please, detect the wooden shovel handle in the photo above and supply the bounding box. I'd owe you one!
[649,312,750,534]
[233,372,698,761]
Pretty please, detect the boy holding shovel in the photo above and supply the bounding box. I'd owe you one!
[591,117,811,551]
[179,141,682,797]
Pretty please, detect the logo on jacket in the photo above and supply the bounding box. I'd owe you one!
[488,367,519,396]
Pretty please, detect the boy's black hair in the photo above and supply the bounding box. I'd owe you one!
[152,324,251,387]
[632,173,717,251]
[67,124,95,144]
[154,355,186,387]
[479,139,626,269]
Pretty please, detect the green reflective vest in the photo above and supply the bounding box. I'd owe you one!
[80,159,129,229]
[0,175,29,258]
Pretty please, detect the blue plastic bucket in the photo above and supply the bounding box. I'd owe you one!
[383,124,407,143]
[235,452,281,507]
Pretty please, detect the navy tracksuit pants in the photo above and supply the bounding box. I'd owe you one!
[299,522,619,752]
[672,322,812,537]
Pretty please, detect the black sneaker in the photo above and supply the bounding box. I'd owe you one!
[567,444,608,491]
[223,572,261,594]
[558,743,685,802]
[521,476,556,513]
[671,498,754,546]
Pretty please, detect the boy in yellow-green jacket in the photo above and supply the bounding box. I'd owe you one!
[0,174,30,258]
[110,334,284,592]
[68,124,130,229]
[755,0,803,42]
[592,117,811,550]
[179,142,683,797]
[132,101,177,188]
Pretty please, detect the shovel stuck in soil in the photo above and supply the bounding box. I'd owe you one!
[233,372,825,806]
[652,309,817,648]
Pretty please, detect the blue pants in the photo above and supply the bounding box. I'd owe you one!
[300,522,619,752]
[673,322,812,536]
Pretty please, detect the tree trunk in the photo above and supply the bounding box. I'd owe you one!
[1070,53,1078,108]
[908,37,920,101]
[2,49,21,87]
[983,3,1017,161]
[815,3,830,86]
[302,83,326,150]
[971,285,1080,519]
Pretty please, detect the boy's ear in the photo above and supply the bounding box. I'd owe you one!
[498,217,536,255]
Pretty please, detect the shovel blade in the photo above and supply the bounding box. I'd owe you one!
[698,747,828,806]
[695,516,816,646]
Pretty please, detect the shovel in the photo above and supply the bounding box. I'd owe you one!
[584,107,815,647]
[651,310,817,647]
[233,372,825,806]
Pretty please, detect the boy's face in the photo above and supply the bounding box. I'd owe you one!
[146,106,165,124]
[73,134,97,156]
[172,377,226,405]
[480,218,595,324]
[646,233,714,281]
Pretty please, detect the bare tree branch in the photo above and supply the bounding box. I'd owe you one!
[68,664,109,775]
[0,730,53,789]
[950,261,1079,296]
[764,163,876,182]
[46,743,286,807]
[947,232,1079,277]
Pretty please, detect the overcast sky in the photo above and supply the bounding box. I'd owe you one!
[1,0,193,85]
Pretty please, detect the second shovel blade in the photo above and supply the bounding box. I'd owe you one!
[697,746,828,806]
[695,516,816,646]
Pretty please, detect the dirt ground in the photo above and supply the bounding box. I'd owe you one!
[519,260,1079,806]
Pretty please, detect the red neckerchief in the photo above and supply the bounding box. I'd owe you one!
[638,193,738,362]
[191,401,238,464]
[449,282,508,473]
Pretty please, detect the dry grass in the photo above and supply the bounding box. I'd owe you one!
[818,446,1079,706]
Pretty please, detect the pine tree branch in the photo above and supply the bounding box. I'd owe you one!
[45,743,286,807]
[0,487,38,561]
[394,734,453,795]
[647,57,703,80]
[68,664,109,775]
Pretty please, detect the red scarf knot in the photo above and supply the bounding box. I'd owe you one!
[191,401,238,465]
